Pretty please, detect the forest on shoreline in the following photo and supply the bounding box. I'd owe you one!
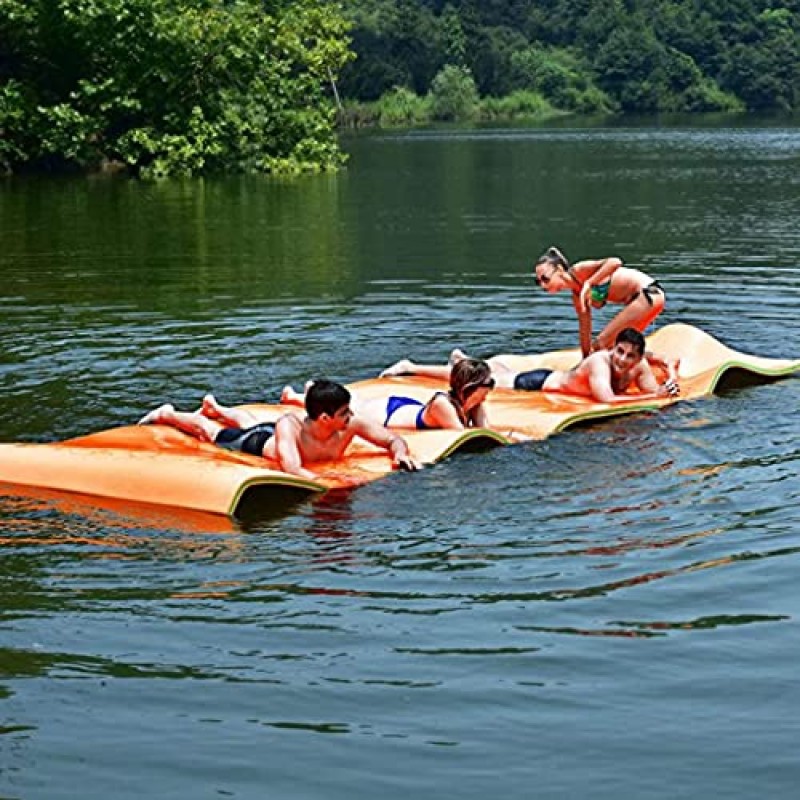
[338,0,798,127]
[1,0,797,176]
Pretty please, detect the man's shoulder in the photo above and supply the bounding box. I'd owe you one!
[275,412,303,433]
[583,350,610,370]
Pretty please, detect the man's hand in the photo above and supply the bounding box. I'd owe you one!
[394,454,422,471]
[659,378,680,397]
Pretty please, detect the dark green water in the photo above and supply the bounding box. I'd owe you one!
[1,116,799,799]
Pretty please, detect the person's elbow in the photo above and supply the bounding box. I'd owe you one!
[590,386,616,403]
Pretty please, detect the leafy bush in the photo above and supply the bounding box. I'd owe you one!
[0,80,30,172]
[376,85,430,126]
[336,101,380,129]
[429,64,479,121]
[479,90,555,121]
[510,45,613,112]
[680,80,744,113]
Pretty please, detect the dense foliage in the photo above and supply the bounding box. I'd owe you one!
[3,0,797,174]
[340,0,799,117]
[0,0,351,176]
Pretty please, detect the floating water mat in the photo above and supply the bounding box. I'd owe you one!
[0,324,795,517]
[0,420,507,517]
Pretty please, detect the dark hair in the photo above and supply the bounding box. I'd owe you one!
[304,379,351,419]
[615,328,646,356]
[450,358,493,401]
[535,245,570,270]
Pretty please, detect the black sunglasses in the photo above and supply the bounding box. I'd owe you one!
[463,377,495,395]
[534,267,556,287]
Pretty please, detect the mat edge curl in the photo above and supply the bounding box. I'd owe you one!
[707,360,800,393]
[551,401,665,434]
[227,474,327,515]
[432,428,511,461]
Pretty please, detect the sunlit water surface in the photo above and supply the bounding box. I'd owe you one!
[1,116,799,799]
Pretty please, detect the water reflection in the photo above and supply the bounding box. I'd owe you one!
[0,485,236,535]
[520,612,788,639]
[1,119,799,800]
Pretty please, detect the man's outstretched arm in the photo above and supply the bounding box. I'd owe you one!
[351,417,421,471]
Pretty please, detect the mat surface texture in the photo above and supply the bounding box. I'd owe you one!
[0,325,796,516]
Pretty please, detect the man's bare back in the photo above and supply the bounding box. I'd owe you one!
[139,380,420,481]
[544,348,651,400]
[263,412,360,465]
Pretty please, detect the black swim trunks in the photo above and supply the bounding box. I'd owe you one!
[214,422,275,456]
[513,369,554,392]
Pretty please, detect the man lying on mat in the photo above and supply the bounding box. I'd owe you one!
[138,379,420,479]
[380,328,680,404]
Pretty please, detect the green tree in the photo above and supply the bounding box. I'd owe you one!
[720,9,799,110]
[511,45,613,112]
[339,0,439,99]
[593,24,666,111]
[438,3,467,67]
[339,0,798,114]
[0,0,352,176]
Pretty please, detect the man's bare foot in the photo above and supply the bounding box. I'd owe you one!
[200,394,223,419]
[448,348,468,366]
[138,403,174,426]
[380,359,415,378]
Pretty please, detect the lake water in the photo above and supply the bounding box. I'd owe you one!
[1,115,799,799]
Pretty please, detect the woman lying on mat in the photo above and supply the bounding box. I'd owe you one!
[381,328,679,404]
[138,378,420,478]
[534,245,668,360]
[281,358,494,431]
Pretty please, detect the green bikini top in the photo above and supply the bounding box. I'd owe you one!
[569,268,611,308]
[589,281,611,307]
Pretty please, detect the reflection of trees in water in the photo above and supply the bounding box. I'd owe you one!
[0,175,353,308]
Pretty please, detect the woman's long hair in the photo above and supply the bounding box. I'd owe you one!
[449,359,492,424]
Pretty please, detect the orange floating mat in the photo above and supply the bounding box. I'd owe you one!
[474,321,800,439]
[0,415,508,517]
[0,426,324,517]
[291,322,799,442]
[0,324,796,517]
